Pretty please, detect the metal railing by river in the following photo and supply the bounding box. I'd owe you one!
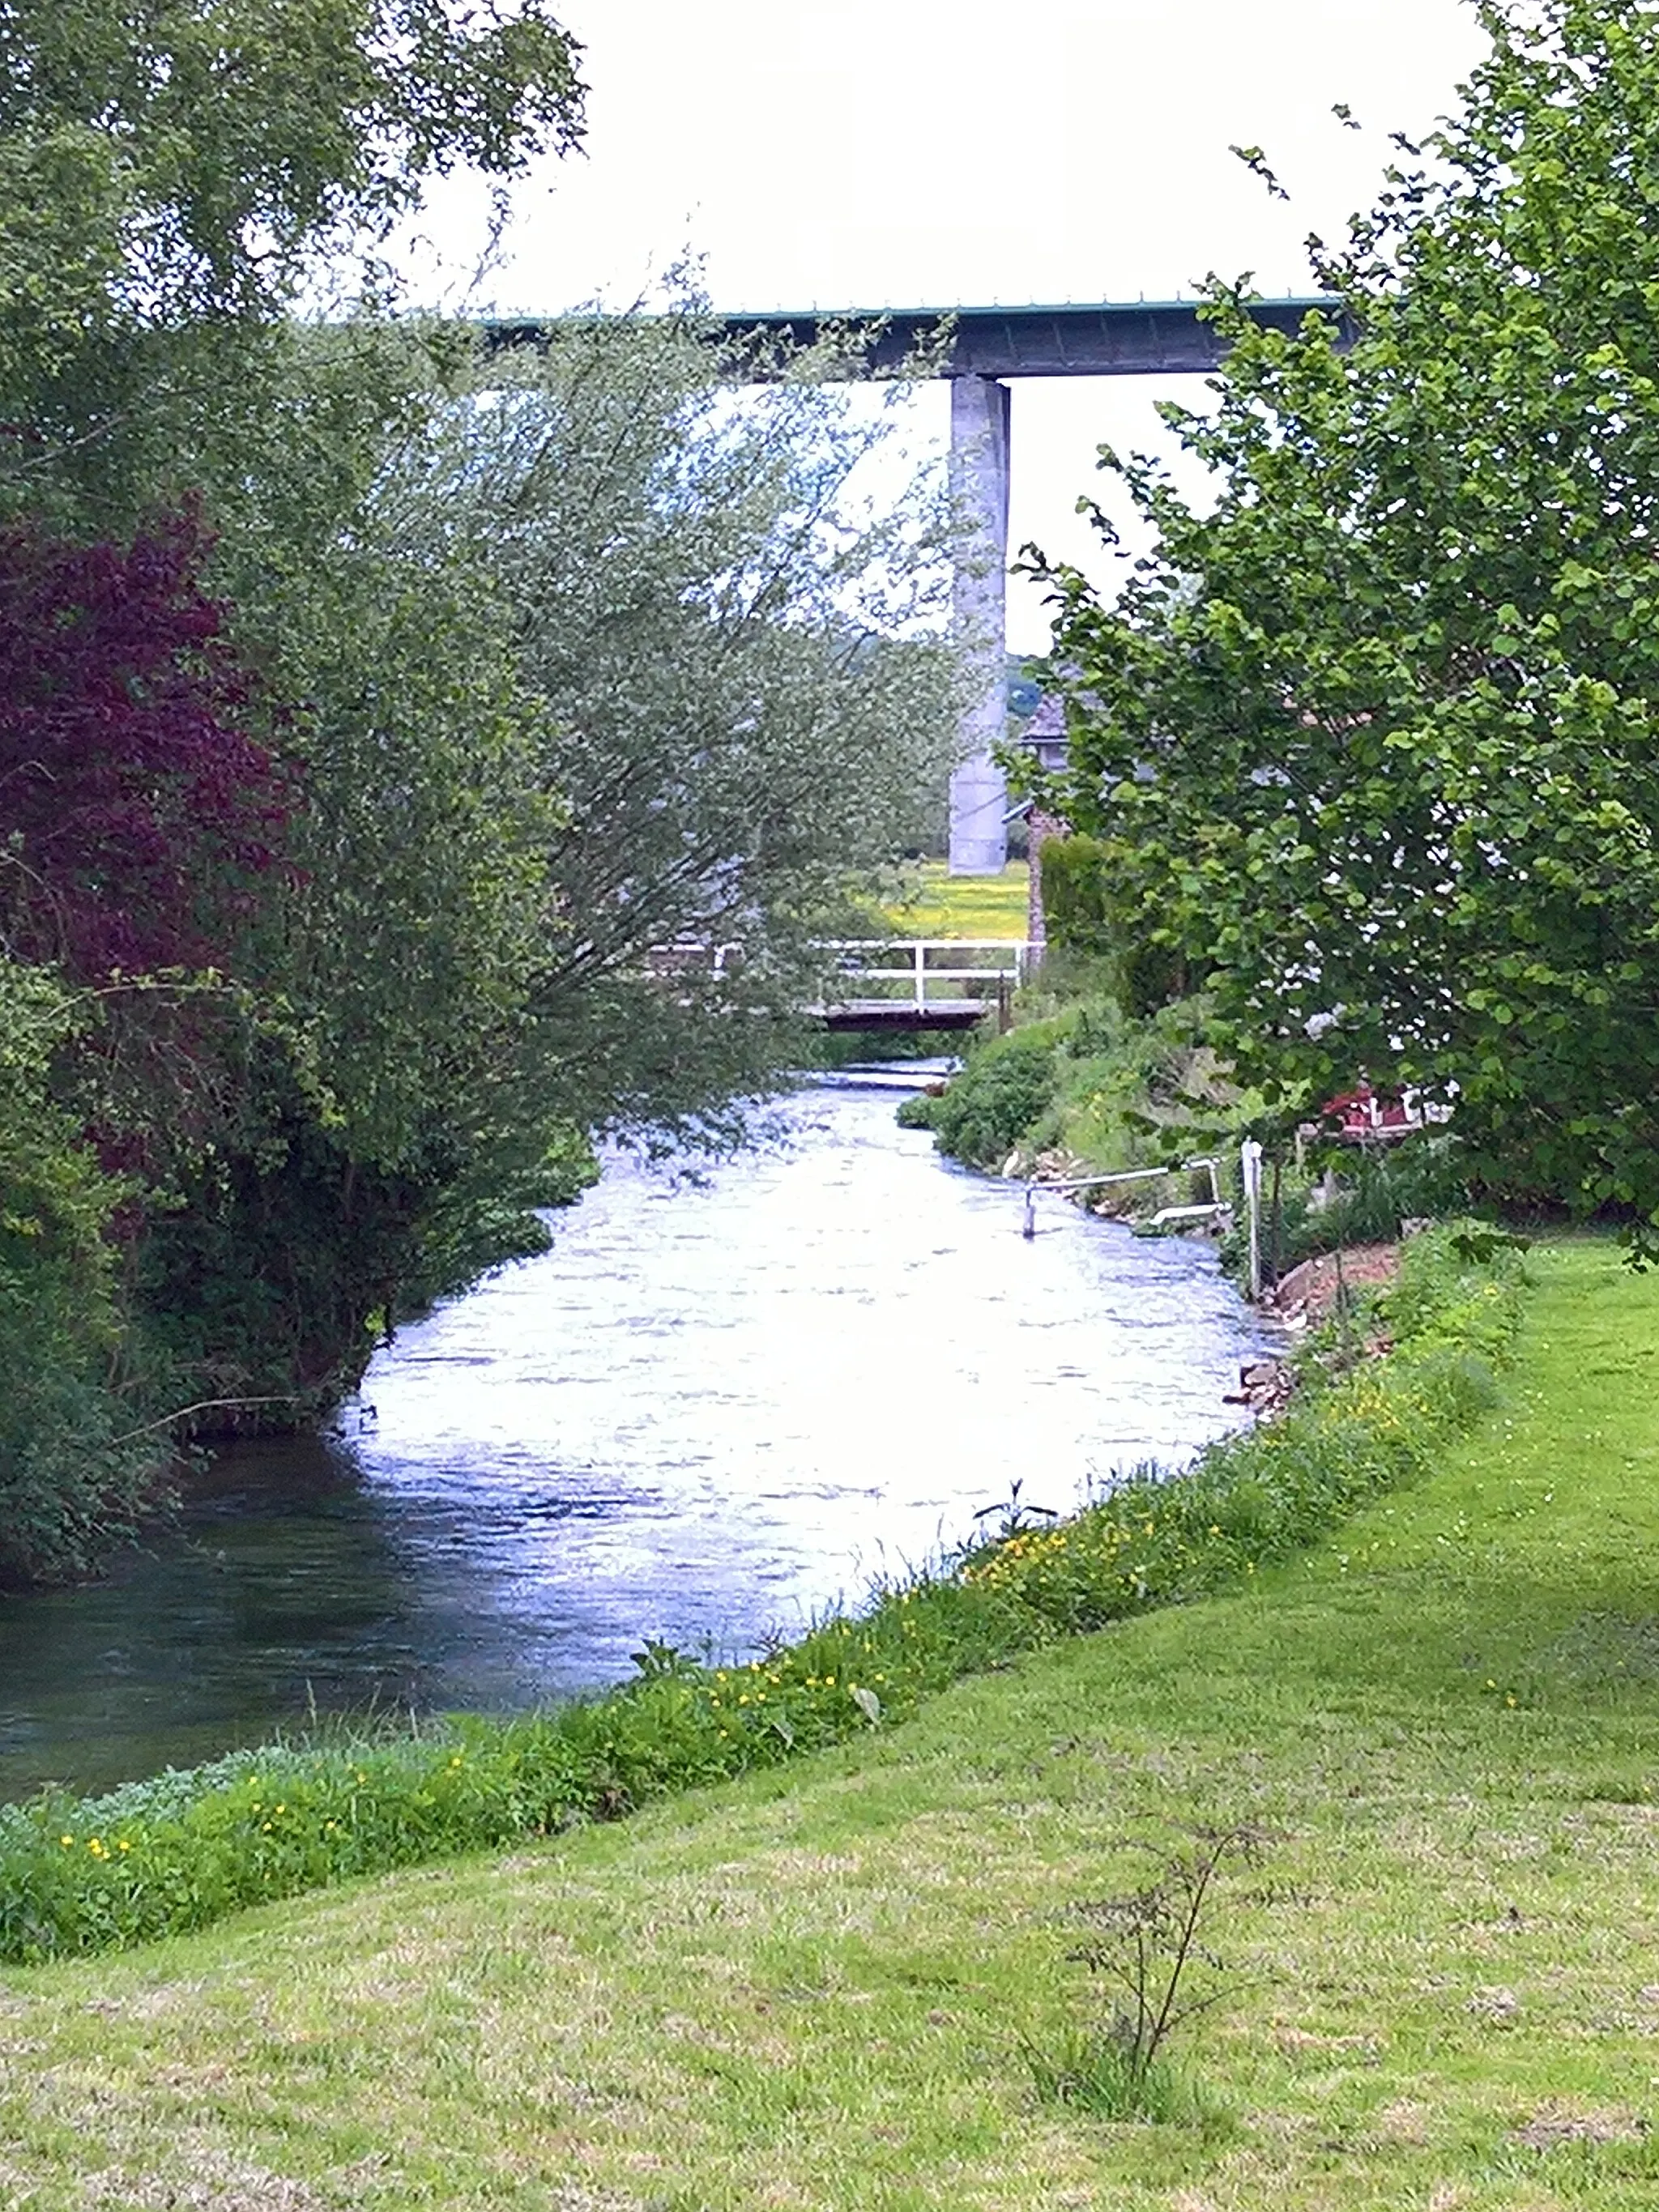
[0,1085,1271,1801]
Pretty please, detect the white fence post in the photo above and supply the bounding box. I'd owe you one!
[1241,1138,1264,1302]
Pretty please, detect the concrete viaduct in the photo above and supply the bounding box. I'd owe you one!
[484,298,1348,873]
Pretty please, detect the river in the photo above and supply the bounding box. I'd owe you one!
[0,1083,1269,1801]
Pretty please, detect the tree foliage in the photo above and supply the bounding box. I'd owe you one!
[0,964,167,1583]
[0,504,290,979]
[122,310,960,1425]
[0,0,584,527]
[1033,0,1659,1234]
[422,310,960,1136]
[0,2,967,1576]
[1038,832,1193,1016]
[0,0,589,1558]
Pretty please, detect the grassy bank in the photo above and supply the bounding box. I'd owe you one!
[902,985,1470,1281]
[897,992,1233,1185]
[6,1244,1658,2204]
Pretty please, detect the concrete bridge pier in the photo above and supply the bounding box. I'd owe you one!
[947,373,1012,875]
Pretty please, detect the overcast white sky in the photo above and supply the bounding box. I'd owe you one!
[417,0,1490,650]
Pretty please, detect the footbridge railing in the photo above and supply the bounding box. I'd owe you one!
[650,938,1035,1030]
[812,939,1033,1031]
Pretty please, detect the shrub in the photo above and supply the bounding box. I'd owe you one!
[1040,833,1194,1016]
[1038,833,1115,961]
[899,1023,1063,1166]
[1024,1824,1262,2122]
[0,961,173,1583]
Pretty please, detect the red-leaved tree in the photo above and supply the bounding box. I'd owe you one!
[0,507,293,982]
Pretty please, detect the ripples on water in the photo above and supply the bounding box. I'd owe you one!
[0,1084,1268,1797]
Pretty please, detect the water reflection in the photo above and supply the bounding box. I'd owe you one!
[0,1087,1268,1799]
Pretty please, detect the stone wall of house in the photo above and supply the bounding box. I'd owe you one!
[1026,808,1063,954]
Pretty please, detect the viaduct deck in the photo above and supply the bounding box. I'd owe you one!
[480,296,1350,380]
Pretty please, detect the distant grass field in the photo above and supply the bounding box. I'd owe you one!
[881,859,1030,940]
[5,1238,1659,2209]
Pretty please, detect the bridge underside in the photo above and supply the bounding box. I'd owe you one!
[716,297,1348,377]
[813,999,987,1033]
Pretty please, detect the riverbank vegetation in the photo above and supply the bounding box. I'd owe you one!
[917,3,1659,1285]
[0,4,962,1583]
[900,988,1230,1180]
[5,1237,1657,2206]
[0,1223,1520,1963]
[899,978,1468,1285]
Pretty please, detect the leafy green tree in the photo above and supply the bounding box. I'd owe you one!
[407,308,961,1140]
[1038,833,1194,1015]
[0,0,588,1536]
[1033,0,1659,1236]
[0,965,169,1583]
[130,309,961,1417]
[0,0,584,529]
[122,322,578,1413]
[0,1,965,1559]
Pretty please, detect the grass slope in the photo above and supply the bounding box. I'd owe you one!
[4,1237,1658,2210]
[881,861,1030,940]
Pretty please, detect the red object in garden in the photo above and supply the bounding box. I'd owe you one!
[1320,1082,1427,1142]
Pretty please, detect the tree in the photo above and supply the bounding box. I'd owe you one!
[1033,0,1659,1237]
[0,504,291,981]
[397,307,962,1139]
[128,308,962,1421]
[0,961,167,1583]
[123,323,576,1413]
[0,0,584,531]
[0,2,965,1563]
[0,0,588,1559]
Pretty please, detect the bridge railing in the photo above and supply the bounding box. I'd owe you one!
[818,939,1033,1007]
[650,938,1035,1010]
[653,941,743,978]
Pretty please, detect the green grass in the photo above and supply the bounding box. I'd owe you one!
[881,859,1030,940]
[3,1238,1659,2208]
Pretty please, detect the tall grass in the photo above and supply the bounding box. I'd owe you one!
[0,1228,1524,1963]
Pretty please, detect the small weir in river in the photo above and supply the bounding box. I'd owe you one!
[0,1083,1269,1800]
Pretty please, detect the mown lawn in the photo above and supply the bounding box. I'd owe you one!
[881,860,1030,940]
[4,1237,1659,2210]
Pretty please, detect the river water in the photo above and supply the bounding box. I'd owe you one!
[0,1084,1268,1801]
